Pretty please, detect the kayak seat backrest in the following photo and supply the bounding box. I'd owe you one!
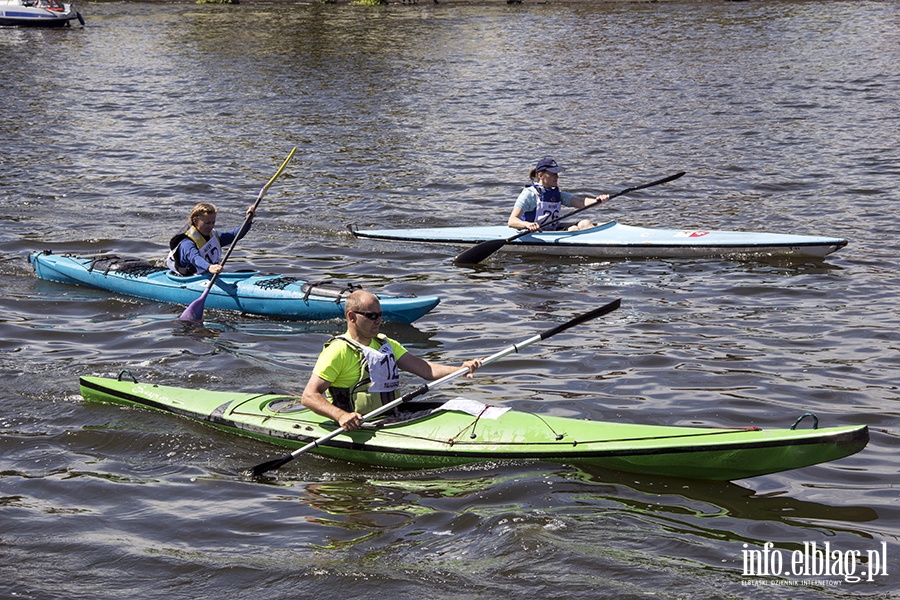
[88,255,164,278]
[300,281,364,302]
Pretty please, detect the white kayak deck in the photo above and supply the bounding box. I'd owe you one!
[351,221,847,259]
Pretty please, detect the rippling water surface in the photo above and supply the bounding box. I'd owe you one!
[1,2,898,598]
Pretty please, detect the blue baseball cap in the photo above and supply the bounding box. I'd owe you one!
[534,157,566,174]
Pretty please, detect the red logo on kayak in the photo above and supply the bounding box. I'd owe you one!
[683,230,710,237]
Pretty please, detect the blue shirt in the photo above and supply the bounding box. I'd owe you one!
[178,223,250,273]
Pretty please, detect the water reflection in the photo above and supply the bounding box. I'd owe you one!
[278,463,879,558]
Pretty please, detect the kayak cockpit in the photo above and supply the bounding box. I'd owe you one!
[165,269,260,283]
[257,396,509,429]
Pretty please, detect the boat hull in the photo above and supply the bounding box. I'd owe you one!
[0,1,79,26]
[79,375,869,481]
[29,251,439,324]
[351,221,848,259]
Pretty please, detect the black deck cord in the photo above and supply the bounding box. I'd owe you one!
[466,405,565,441]
[790,412,819,430]
[530,412,565,441]
[87,255,121,275]
[301,281,324,302]
[116,369,138,383]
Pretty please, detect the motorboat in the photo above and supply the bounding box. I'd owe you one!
[0,0,83,27]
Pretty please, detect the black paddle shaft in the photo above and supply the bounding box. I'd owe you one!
[529,171,686,236]
[453,171,686,265]
[539,298,621,340]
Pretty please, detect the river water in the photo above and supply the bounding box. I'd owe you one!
[1,1,897,598]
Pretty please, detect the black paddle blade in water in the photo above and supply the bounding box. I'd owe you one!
[453,238,508,266]
[248,456,292,478]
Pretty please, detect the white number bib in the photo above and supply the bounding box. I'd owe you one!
[359,342,400,393]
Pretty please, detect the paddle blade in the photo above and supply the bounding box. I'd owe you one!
[178,294,207,323]
[453,239,508,265]
[249,454,294,478]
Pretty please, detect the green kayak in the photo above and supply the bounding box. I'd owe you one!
[78,375,868,481]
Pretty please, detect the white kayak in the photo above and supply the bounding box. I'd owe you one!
[350,221,847,260]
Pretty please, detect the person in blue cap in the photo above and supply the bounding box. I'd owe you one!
[507,157,609,232]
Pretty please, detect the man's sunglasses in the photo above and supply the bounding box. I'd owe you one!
[355,311,383,321]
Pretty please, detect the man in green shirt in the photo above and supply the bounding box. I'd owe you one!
[301,290,482,431]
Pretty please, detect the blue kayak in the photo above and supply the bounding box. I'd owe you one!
[350,221,847,259]
[28,251,440,324]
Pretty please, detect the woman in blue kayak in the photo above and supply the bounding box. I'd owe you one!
[166,202,256,275]
[507,157,609,232]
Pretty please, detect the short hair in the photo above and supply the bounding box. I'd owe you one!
[344,289,377,317]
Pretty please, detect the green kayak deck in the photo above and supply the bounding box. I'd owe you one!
[79,375,868,480]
